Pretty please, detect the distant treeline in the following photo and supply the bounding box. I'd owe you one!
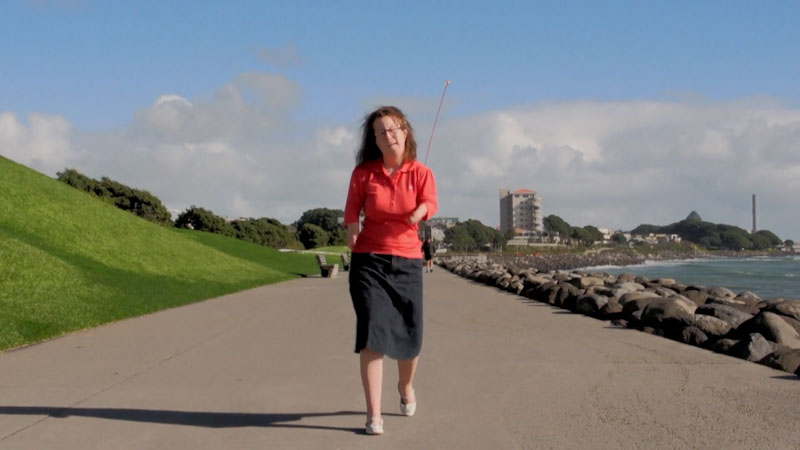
[441,215,614,252]
[444,219,506,251]
[630,219,783,251]
[56,169,172,225]
[542,215,606,245]
[56,169,346,251]
[56,168,786,253]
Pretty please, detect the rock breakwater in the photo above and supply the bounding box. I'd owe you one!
[438,256,800,376]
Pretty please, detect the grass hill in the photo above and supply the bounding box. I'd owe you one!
[0,156,336,352]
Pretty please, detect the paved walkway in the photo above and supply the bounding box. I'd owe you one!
[1,269,798,449]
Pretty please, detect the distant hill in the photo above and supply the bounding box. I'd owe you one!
[0,155,321,351]
[630,218,782,251]
[686,211,702,221]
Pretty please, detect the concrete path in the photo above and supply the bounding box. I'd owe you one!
[1,269,798,449]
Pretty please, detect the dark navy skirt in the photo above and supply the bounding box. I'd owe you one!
[349,252,424,360]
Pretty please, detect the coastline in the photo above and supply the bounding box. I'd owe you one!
[437,254,800,376]
[483,249,693,273]
[483,248,787,273]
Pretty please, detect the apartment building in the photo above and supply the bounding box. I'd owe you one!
[499,188,543,236]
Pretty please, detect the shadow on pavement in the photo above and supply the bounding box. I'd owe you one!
[0,406,364,432]
[770,374,800,380]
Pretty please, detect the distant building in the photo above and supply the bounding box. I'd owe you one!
[596,227,612,241]
[427,217,459,228]
[422,217,457,243]
[499,188,543,237]
[631,233,682,245]
[429,226,446,242]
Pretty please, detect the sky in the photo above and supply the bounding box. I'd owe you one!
[2,0,800,241]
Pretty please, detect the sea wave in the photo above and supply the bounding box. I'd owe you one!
[600,256,797,299]
[580,264,628,271]
[640,258,715,268]
[584,257,713,271]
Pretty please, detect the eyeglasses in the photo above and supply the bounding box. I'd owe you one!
[375,126,403,138]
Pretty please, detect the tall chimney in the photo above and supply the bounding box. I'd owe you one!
[752,194,758,233]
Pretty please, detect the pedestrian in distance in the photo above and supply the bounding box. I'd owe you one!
[422,237,433,272]
[344,105,438,435]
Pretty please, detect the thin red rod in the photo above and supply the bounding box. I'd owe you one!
[424,80,451,165]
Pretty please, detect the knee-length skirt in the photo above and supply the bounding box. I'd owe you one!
[349,252,424,360]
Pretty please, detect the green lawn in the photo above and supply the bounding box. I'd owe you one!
[312,245,350,255]
[0,156,324,351]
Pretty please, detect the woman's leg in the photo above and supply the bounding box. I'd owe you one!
[360,348,384,419]
[397,356,418,402]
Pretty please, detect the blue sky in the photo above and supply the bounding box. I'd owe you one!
[3,0,800,240]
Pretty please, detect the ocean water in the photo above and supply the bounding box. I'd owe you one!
[597,256,799,300]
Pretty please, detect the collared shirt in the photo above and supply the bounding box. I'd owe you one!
[344,159,438,258]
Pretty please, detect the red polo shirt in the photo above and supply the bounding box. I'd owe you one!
[344,159,438,258]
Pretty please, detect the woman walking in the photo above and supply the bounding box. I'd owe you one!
[422,237,433,272]
[344,105,438,435]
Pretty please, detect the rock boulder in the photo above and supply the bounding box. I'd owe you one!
[696,303,753,328]
[727,333,778,362]
[759,347,800,374]
[734,312,800,349]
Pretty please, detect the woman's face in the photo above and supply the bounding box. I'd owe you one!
[373,115,407,162]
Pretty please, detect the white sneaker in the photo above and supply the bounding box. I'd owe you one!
[400,401,416,416]
[366,418,384,435]
[400,391,416,417]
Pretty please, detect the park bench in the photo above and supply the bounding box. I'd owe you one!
[340,253,350,271]
[316,254,339,278]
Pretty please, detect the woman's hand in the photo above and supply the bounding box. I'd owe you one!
[346,222,360,250]
[408,204,428,225]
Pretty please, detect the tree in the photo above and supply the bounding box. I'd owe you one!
[56,168,172,225]
[630,218,784,251]
[442,219,504,252]
[57,168,96,192]
[459,219,505,250]
[697,232,721,249]
[630,224,662,235]
[571,226,594,245]
[583,225,604,243]
[330,227,347,247]
[117,185,171,225]
[543,215,572,237]
[295,208,346,246]
[753,230,782,247]
[611,232,627,244]
[444,225,475,252]
[668,220,718,243]
[174,206,235,237]
[489,227,507,250]
[720,228,751,250]
[298,223,329,249]
[231,217,302,249]
[749,233,772,250]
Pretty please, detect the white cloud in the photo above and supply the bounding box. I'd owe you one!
[429,99,800,239]
[2,76,799,241]
[0,112,78,175]
[61,72,355,223]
